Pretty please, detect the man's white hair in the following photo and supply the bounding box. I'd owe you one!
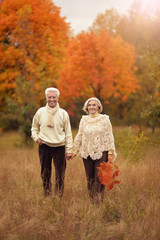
[45,87,60,98]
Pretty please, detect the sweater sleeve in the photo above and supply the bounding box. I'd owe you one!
[106,116,117,160]
[73,117,84,154]
[31,111,40,142]
[63,112,73,153]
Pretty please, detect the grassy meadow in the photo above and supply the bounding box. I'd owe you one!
[0,128,160,240]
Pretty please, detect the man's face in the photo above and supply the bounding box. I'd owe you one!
[46,91,58,108]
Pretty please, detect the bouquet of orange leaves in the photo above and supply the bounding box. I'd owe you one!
[97,161,120,191]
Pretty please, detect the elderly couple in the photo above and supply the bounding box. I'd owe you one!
[31,87,117,202]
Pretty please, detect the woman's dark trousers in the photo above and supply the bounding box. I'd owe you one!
[83,151,108,203]
[38,144,66,197]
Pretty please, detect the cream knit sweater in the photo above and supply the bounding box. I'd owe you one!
[73,114,117,160]
[31,103,73,153]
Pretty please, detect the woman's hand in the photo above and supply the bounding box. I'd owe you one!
[108,154,114,162]
[71,153,76,158]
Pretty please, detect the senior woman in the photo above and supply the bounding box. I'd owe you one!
[73,97,117,203]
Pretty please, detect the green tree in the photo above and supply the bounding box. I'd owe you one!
[141,85,160,132]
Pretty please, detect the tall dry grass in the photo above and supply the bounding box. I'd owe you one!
[0,130,160,240]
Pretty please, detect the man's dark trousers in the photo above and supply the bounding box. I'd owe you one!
[38,144,66,197]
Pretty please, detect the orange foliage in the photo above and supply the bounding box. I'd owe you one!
[97,161,120,191]
[0,0,70,106]
[58,30,139,105]
[154,92,159,100]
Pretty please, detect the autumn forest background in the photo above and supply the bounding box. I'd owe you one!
[0,0,160,239]
[0,0,160,140]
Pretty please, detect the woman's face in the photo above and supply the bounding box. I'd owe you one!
[87,100,99,114]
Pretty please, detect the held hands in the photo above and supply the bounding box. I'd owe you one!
[66,153,73,160]
[66,153,76,160]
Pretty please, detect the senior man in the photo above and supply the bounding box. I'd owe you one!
[31,87,73,197]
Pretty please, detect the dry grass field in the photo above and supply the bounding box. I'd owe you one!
[0,129,160,240]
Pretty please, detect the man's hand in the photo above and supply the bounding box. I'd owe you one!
[36,138,43,145]
[66,153,73,160]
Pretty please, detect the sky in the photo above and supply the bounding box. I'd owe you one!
[53,0,134,35]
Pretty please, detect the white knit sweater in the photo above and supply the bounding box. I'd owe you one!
[73,114,117,160]
[31,103,73,153]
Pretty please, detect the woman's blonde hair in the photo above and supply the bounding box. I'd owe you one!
[83,97,103,114]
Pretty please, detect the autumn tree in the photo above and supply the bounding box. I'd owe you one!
[58,29,139,117]
[90,8,121,36]
[0,0,70,107]
[118,1,160,127]
[90,2,160,128]
[0,0,70,144]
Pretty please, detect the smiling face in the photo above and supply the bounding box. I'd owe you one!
[87,100,99,115]
[46,91,58,108]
